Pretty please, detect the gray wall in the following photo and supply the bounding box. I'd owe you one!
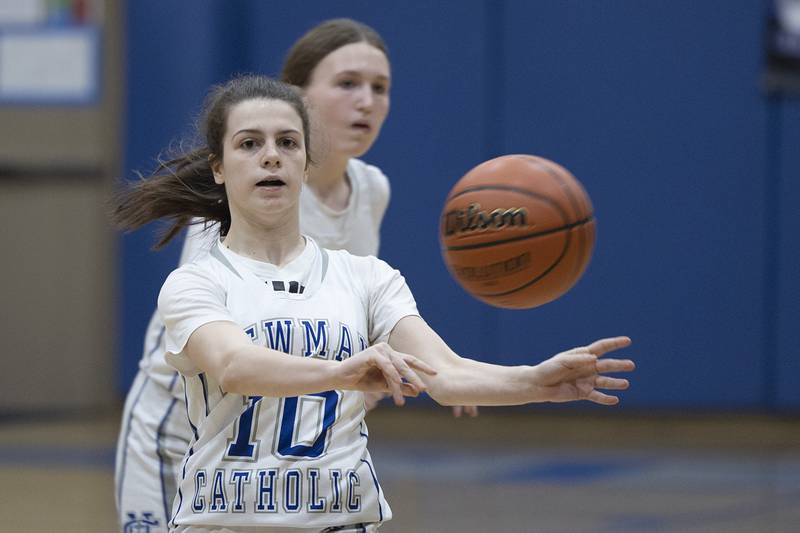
[0,0,122,413]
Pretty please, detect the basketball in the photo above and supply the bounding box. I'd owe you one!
[439,154,596,309]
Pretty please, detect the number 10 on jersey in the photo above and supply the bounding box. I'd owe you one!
[226,391,341,461]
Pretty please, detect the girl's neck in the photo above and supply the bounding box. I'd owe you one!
[307,154,352,211]
[223,213,305,267]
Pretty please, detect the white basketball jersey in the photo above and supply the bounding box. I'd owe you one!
[137,159,390,391]
[299,158,389,257]
[158,238,418,529]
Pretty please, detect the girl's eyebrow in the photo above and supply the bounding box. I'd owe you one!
[232,128,261,136]
[232,128,302,136]
[335,69,390,81]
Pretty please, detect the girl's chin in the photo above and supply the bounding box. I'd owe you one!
[337,139,375,159]
[245,195,295,216]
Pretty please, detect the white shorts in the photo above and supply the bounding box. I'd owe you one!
[116,369,193,533]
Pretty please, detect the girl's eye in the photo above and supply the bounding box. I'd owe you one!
[339,79,356,89]
[279,137,298,149]
[240,139,258,150]
[372,83,388,95]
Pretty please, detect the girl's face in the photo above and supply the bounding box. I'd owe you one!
[211,98,307,227]
[304,42,390,159]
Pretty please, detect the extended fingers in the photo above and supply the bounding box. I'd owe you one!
[584,372,631,405]
[586,390,621,406]
[403,355,437,376]
[594,375,630,390]
[552,354,635,385]
[451,405,479,418]
[375,347,439,405]
[587,336,632,357]
[595,358,635,374]
[462,405,479,417]
[392,355,429,394]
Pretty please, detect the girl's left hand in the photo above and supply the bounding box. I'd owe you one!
[532,336,635,405]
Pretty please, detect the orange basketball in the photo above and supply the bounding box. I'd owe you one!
[439,154,596,309]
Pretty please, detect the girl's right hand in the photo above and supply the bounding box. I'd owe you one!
[336,342,437,405]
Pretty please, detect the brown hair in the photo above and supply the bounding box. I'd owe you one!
[281,18,388,88]
[112,75,311,248]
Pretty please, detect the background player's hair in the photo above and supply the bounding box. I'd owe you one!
[281,18,388,88]
[111,75,311,248]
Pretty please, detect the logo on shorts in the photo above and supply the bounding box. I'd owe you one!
[123,512,160,533]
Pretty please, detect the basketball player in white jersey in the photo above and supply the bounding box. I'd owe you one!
[112,74,634,532]
[116,19,473,533]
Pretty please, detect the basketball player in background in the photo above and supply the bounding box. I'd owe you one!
[112,73,635,532]
[115,18,472,533]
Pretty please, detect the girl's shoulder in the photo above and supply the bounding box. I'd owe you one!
[164,246,233,292]
[348,158,389,192]
[324,247,401,285]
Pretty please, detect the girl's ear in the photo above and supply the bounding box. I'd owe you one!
[209,154,224,184]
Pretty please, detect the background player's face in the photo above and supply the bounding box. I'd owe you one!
[304,42,390,159]
[212,98,307,227]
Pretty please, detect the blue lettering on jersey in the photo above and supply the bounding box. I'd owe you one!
[276,391,340,459]
[335,323,353,362]
[300,319,330,359]
[255,469,278,513]
[225,318,367,464]
[210,469,228,512]
[192,470,207,512]
[263,319,294,353]
[244,323,258,342]
[225,396,262,459]
[307,468,325,512]
[230,470,251,513]
[358,334,368,352]
[347,470,361,512]
[248,318,365,360]
[190,467,361,518]
[284,469,302,512]
[329,469,343,512]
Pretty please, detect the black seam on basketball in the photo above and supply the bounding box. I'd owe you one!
[533,159,587,222]
[568,216,587,283]
[472,221,574,299]
[532,159,594,288]
[573,220,594,282]
[574,220,586,281]
[536,159,593,283]
[449,184,560,204]
[444,216,594,251]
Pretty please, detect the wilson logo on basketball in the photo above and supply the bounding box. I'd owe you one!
[443,203,529,236]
